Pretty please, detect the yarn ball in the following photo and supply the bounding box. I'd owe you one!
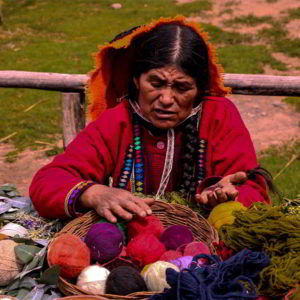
[141,261,179,292]
[208,201,246,231]
[97,218,128,243]
[169,256,193,271]
[183,241,211,256]
[76,265,110,295]
[127,233,165,266]
[105,266,147,295]
[48,233,90,278]
[160,250,182,262]
[0,240,24,286]
[128,215,164,240]
[84,223,124,263]
[160,225,194,250]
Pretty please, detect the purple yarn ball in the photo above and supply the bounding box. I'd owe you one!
[160,225,194,250]
[84,223,124,263]
[170,256,193,271]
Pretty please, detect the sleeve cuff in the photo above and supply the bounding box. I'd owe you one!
[64,181,96,218]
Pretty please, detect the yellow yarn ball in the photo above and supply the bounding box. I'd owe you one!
[0,240,24,286]
[141,261,179,292]
[208,201,247,231]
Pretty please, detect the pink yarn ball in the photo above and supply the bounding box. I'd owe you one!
[84,223,124,263]
[127,233,165,266]
[160,225,194,250]
[128,215,164,240]
[160,250,182,262]
[183,241,211,256]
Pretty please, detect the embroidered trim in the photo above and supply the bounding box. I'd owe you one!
[64,181,95,218]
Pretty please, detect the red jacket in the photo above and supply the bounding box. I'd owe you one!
[29,97,269,219]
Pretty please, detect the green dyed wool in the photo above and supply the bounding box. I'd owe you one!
[219,203,300,256]
[258,253,300,297]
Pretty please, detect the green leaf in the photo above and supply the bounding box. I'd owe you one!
[18,246,47,279]
[15,245,42,264]
[39,265,60,286]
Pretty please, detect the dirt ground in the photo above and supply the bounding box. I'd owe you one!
[1,0,300,196]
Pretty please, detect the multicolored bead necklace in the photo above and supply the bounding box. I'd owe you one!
[117,102,207,196]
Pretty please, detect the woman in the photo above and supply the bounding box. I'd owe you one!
[29,17,269,221]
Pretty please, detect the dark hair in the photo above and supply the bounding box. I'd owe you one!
[128,23,209,100]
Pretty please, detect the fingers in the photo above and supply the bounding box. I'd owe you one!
[102,208,117,223]
[196,185,240,209]
[221,171,247,185]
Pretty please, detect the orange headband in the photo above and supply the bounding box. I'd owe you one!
[87,16,229,122]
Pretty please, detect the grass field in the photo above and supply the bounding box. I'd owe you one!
[0,0,299,199]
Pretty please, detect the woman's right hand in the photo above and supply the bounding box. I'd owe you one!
[79,184,155,223]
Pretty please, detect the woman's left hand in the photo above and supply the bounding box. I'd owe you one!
[195,171,247,208]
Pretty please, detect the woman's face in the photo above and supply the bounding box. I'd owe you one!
[134,65,199,129]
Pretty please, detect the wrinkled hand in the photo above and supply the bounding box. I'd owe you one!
[195,172,247,209]
[79,184,155,223]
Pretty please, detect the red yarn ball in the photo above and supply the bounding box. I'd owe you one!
[160,250,182,262]
[48,233,90,278]
[127,233,165,266]
[183,241,211,256]
[128,215,164,240]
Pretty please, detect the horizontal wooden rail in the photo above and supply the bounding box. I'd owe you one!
[0,71,300,96]
[0,71,88,92]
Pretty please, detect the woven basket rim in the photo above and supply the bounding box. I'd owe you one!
[49,200,218,299]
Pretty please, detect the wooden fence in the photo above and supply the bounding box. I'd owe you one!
[1,70,300,147]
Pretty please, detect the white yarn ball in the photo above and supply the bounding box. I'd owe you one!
[76,265,110,295]
[141,261,179,292]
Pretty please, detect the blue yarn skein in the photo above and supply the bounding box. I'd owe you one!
[149,249,269,300]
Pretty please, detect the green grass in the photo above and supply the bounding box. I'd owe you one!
[259,141,300,202]
[224,14,273,27]
[218,45,287,74]
[282,97,300,112]
[201,23,254,44]
[286,7,300,19]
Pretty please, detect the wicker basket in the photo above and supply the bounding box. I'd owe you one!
[49,200,219,300]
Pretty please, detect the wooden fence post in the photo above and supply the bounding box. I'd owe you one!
[62,92,85,148]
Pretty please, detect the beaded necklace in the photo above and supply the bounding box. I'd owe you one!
[117,101,207,196]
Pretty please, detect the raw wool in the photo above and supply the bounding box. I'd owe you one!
[127,233,165,266]
[128,215,164,240]
[76,265,110,295]
[84,223,124,263]
[0,240,23,286]
[219,203,300,255]
[48,233,91,278]
[160,225,194,250]
[141,261,179,292]
[105,266,147,295]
